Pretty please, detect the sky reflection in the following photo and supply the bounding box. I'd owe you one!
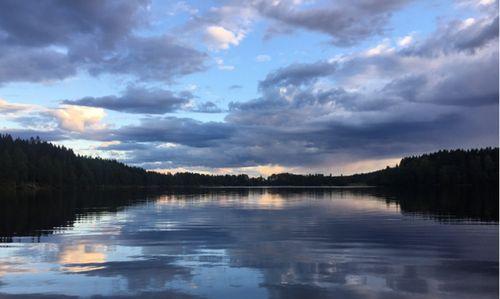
[0,188,497,298]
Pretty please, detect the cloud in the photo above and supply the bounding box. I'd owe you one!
[256,0,413,46]
[0,99,57,131]
[0,0,207,84]
[63,86,193,114]
[52,105,106,133]
[0,98,33,114]
[0,98,112,139]
[205,25,245,50]
[186,0,413,50]
[364,41,395,57]
[168,1,199,16]
[0,45,77,84]
[183,3,257,50]
[398,35,413,47]
[259,60,337,91]
[86,35,207,82]
[456,0,498,10]
[109,117,235,148]
[403,14,498,56]
[214,57,235,71]
[189,101,224,113]
[256,54,271,62]
[0,0,148,47]
[109,106,483,171]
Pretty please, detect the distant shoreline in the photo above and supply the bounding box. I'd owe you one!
[2,184,376,191]
[3,183,496,194]
[205,185,376,188]
[1,135,498,191]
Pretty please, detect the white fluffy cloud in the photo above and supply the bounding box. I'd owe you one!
[205,25,245,50]
[52,105,106,133]
[397,35,413,47]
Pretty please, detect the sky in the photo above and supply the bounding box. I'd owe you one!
[0,0,498,176]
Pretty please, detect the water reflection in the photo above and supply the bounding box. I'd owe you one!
[0,187,497,298]
[59,243,107,272]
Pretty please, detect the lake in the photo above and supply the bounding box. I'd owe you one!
[0,187,497,299]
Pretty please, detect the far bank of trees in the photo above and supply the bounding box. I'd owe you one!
[0,134,497,189]
[363,148,498,186]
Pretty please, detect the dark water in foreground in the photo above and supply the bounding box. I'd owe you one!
[0,187,497,299]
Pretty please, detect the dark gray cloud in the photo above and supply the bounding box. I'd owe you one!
[256,0,413,46]
[97,142,152,152]
[64,86,224,115]
[0,45,77,83]
[109,117,236,148]
[422,51,499,106]
[0,0,207,84]
[259,61,337,91]
[403,15,499,57]
[85,35,207,82]
[63,86,193,114]
[111,97,496,169]
[190,101,224,113]
[0,0,148,47]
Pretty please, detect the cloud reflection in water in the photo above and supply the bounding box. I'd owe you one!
[0,188,497,298]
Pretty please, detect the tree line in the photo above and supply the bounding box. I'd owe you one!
[0,134,497,189]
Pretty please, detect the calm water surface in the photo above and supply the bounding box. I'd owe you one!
[0,188,497,298]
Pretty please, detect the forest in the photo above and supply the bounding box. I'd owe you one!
[0,134,497,189]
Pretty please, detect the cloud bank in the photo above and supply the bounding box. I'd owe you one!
[0,0,498,174]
